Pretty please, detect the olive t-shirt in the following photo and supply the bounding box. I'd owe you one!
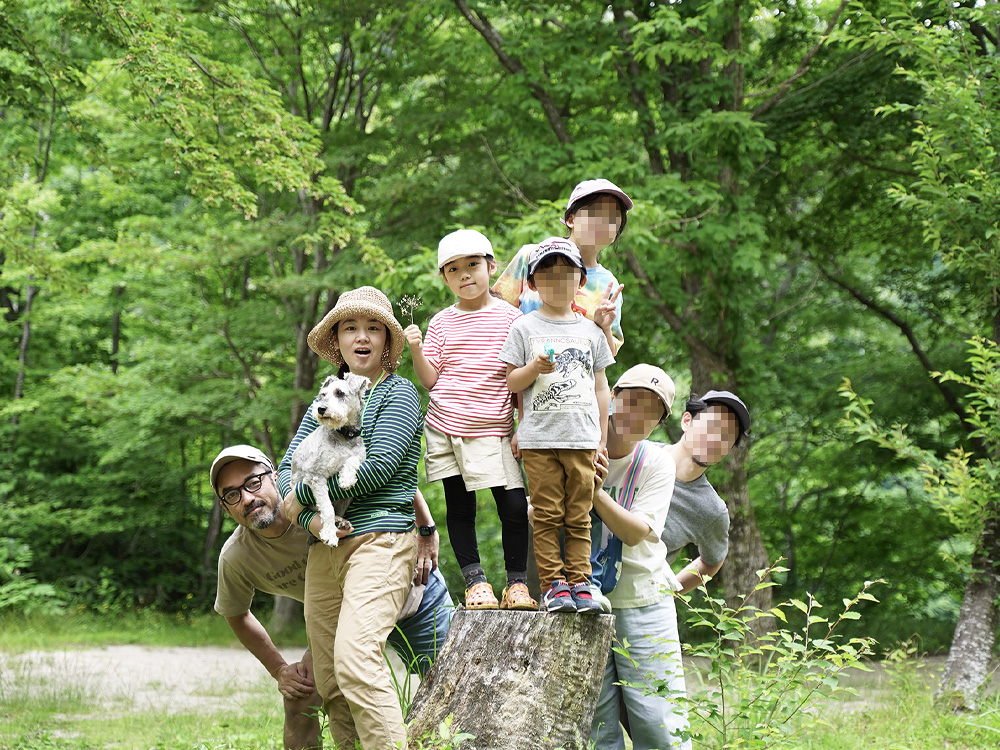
[214,523,310,617]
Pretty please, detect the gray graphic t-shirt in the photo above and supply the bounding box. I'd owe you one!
[499,312,614,450]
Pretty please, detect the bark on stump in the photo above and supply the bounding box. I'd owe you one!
[406,608,615,750]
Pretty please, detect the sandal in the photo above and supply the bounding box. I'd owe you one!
[500,582,538,611]
[464,581,499,610]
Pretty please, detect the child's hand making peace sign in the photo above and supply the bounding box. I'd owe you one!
[593,281,624,333]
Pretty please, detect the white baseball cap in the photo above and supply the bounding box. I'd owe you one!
[565,178,633,215]
[614,364,676,417]
[210,445,274,496]
[437,229,494,269]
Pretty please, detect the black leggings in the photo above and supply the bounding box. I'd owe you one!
[442,474,529,573]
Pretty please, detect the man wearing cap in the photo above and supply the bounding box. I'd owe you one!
[210,445,453,750]
[589,364,686,750]
[661,390,751,595]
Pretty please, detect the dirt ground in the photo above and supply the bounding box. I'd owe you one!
[0,645,306,715]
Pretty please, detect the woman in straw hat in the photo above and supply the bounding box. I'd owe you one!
[277,286,423,749]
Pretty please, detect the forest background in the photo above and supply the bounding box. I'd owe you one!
[2,0,999,706]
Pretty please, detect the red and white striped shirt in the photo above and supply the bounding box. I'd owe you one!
[424,301,522,437]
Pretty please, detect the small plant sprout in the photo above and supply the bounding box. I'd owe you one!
[400,295,422,326]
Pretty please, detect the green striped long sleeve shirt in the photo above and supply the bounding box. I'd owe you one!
[277,374,421,537]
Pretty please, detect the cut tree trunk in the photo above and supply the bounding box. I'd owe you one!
[270,595,303,635]
[407,609,615,750]
[935,504,1000,710]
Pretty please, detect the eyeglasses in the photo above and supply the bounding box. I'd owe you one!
[219,472,272,506]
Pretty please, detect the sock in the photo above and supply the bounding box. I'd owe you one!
[506,570,527,587]
[462,564,487,588]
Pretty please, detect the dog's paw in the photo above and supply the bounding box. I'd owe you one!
[319,525,341,547]
[334,515,352,531]
[338,456,362,489]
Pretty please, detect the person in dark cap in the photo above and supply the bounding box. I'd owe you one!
[661,390,751,595]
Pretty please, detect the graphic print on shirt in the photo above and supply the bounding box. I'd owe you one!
[530,335,595,413]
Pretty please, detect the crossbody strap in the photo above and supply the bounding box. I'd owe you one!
[618,441,647,511]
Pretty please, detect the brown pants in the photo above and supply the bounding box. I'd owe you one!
[522,448,596,589]
[304,530,417,750]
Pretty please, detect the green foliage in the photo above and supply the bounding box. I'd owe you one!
[0,538,64,615]
[622,563,881,749]
[406,716,475,750]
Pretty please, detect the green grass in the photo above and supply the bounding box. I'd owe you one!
[0,608,307,652]
[3,613,1000,749]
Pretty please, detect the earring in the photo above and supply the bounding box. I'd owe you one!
[381,348,393,372]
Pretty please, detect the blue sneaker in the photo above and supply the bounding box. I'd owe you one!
[541,580,577,613]
[570,582,603,614]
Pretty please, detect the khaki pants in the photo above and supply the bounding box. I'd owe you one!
[304,530,418,750]
[522,448,596,589]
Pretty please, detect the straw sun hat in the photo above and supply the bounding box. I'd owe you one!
[307,286,405,372]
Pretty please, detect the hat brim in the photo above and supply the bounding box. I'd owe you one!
[307,300,405,372]
[702,395,751,436]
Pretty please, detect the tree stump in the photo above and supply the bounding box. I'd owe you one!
[406,608,615,750]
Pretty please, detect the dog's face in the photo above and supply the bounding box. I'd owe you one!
[312,373,370,429]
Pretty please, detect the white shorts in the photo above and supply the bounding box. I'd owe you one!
[423,424,524,491]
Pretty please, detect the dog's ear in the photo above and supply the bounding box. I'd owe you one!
[322,375,337,388]
[345,372,371,393]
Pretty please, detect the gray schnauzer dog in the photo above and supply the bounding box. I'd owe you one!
[291,372,369,546]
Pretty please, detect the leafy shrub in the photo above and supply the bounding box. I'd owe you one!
[621,561,881,749]
[0,537,65,615]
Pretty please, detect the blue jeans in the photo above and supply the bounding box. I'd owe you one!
[388,567,455,675]
[590,509,607,587]
[590,594,691,750]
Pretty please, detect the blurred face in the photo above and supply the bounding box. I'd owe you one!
[683,405,740,467]
[441,255,495,304]
[566,195,623,250]
[612,388,666,442]
[335,316,387,379]
[217,459,280,530]
[529,257,585,309]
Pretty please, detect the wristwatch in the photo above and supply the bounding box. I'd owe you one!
[418,524,437,537]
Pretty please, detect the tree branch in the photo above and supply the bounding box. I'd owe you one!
[820,267,979,443]
[623,248,728,373]
[751,0,850,119]
[453,0,573,148]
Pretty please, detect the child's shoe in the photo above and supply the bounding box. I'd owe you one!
[500,582,538,611]
[569,582,603,614]
[541,580,577,613]
[464,581,499,610]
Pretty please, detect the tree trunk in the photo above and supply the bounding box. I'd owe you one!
[936,502,1000,710]
[201,500,224,585]
[12,282,35,426]
[270,595,303,635]
[407,609,615,749]
[716,442,773,627]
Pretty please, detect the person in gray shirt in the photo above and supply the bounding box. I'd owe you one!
[661,390,751,593]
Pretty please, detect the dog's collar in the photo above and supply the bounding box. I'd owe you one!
[338,426,362,440]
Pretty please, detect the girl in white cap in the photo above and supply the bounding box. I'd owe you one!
[494,178,632,354]
[404,229,537,612]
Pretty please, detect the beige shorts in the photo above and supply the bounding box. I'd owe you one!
[424,424,525,491]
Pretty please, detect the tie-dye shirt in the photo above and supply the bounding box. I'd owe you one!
[493,243,625,355]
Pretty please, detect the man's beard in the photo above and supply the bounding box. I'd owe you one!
[245,501,277,529]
